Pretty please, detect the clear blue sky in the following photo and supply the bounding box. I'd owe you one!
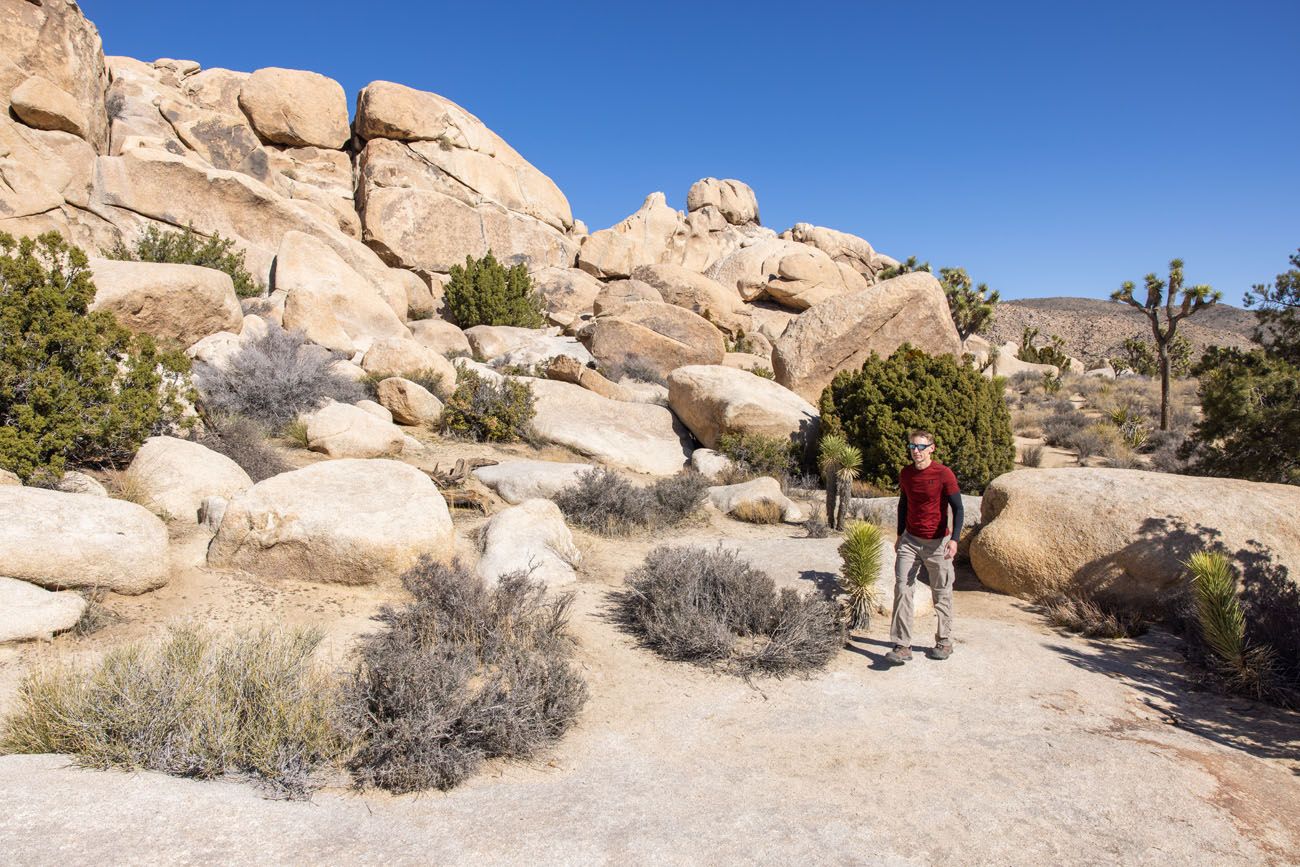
[80,0,1298,305]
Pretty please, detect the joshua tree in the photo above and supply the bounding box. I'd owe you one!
[819,434,862,530]
[938,267,1000,341]
[876,255,931,281]
[1111,259,1220,430]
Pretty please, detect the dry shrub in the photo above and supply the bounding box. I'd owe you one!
[0,625,342,798]
[1012,406,1047,438]
[198,325,364,432]
[1068,424,1119,462]
[616,545,843,678]
[555,468,707,535]
[282,418,310,449]
[102,468,161,515]
[804,515,832,538]
[193,413,289,482]
[1037,589,1151,639]
[731,499,783,524]
[1020,444,1045,467]
[1042,407,1088,447]
[339,557,588,793]
[72,587,121,636]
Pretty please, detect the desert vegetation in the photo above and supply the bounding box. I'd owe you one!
[439,368,536,442]
[820,344,1015,492]
[716,431,801,485]
[0,232,193,482]
[838,521,884,631]
[616,545,843,677]
[107,225,262,299]
[555,468,707,535]
[443,250,545,329]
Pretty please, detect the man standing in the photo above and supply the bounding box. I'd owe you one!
[884,430,964,664]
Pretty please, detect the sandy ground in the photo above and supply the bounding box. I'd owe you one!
[1,449,1298,865]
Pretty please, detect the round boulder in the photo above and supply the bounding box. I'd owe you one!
[128,436,254,522]
[206,459,454,584]
[0,577,86,643]
[238,67,350,149]
[88,258,243,347]
[0,487,170,594]
[666,365,818,450]
[970,468,1300,604]
[476,499,579,589]
[303,401,405,459]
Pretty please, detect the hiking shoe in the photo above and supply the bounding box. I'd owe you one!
[927,642,954,661]
[884,645,913,665]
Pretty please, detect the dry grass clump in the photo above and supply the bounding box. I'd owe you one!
[731,499,783,524]
[803,515,833,538]
[1020,444,1045,467]
[101,467,154,509]
[616,545,843,678]
[1012,406,1047,437]
[71,587,121,636]
[197,324,364,433]
[281,418,310,449]
[555,468,707,535]
[1038,589,1151,639]
[339,558,588,793]
[193,413,289,482]
[1041,406,1089,447]
[0,625,342,798]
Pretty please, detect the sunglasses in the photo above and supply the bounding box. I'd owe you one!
[906,443,933,452]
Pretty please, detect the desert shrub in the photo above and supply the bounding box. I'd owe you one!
[1020,444,1045,467]
[107,224,261,299]
[616,545,843,677]
[1037,589,1150,639]
[0,625,342,798]
[1105,448,1145,470]
[606,357,666,386]
[193,414,288,482]
[1011,406,1046,438]
[1110,335,1193,378]
[804,515,832,538]
[1181,346,1299,485]
[443,251,544,328]
[1042,406,1088,447]
[818,345,1014,493]
[555,468,706,535]
[1018,327,1070,369]
[0,233,194,482]
[197,324,364,433]
[750,365,776,380]
[1041,372,1062,395]
[731,499,783,524]
[72,588,122,636]
[1008,370,1041,392]
[727,329,766,356]
[339,557,587,793]
[282,418,310,449]
[440,368,535,442]
[1068,424,1117,462]
[717,431,799,481]
[839,521,883,630]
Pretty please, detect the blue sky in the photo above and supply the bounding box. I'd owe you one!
[81,0,1298,305]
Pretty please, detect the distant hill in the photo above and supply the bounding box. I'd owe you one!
[983,297,1260,368]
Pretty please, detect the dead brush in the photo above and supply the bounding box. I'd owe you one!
[1037,588,1151,639]
[730,499,783,524]
[555,468,707,535]
[615,545,843,678]
[0,625,343,799]
[339,557,588,793]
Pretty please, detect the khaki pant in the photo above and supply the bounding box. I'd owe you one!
[890,531,955,647]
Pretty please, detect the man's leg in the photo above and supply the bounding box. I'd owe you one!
[921,537,956,658]
[888,533,924,660]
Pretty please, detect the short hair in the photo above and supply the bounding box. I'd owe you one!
[908,429,934,444]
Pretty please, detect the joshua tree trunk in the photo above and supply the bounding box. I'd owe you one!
[834,469,854,530]
[824,470,839,528]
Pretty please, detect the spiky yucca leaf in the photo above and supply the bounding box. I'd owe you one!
[838,521,884,630]
[819,434,861,477]
[1188,549,1278,696]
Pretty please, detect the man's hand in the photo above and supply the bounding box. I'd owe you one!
[894,536,902,552]
[944,539,958,559]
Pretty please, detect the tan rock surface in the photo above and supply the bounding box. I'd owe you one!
[302,401,406,459]
[531,266,603,322]
[472,459,594,504]
[207,459,453,584]
[237,67,349,149]
[592,278,663,315]
[971,468,1300,603]
[631,263,747,333]
[361,337,456,392]
[580,301,726,380]
[772,271,962,401]
[476,498,579,589]
[0,486,169,594]
[127,436,253,522]
[408,318,472,357]
[667,365,818,450]
[0,577,86,644]
[686,178,760,226]
[376,377,444,426]
[9,75,87,138]
[707,477,805,523]
[88,258,243,346]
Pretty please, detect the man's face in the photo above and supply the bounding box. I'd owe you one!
[907,438,934,465]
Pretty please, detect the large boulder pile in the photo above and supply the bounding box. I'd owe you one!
[207,459,454,584]
[970,469,1300,604]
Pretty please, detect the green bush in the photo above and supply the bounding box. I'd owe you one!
[818,344,1015,493]
[1018,326,1070,369]
[1111,335,1192,378]
[107,224,261,299]
[440,368,536,442]
[0,232,193,482]
[0,625,342,798]
[443,251,544,328]
[839,521,884,630]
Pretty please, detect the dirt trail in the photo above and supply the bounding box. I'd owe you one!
[1,492,1298,865]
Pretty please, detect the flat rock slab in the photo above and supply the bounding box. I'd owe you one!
[472,460,593,504]
[0,577,86,643]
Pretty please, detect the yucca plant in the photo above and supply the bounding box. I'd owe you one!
[819,434,862,530]
[838,521,884,631]
[1188,550,1277,698]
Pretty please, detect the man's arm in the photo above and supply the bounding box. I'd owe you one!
[897,489,908,536]
[946,491,964,542]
